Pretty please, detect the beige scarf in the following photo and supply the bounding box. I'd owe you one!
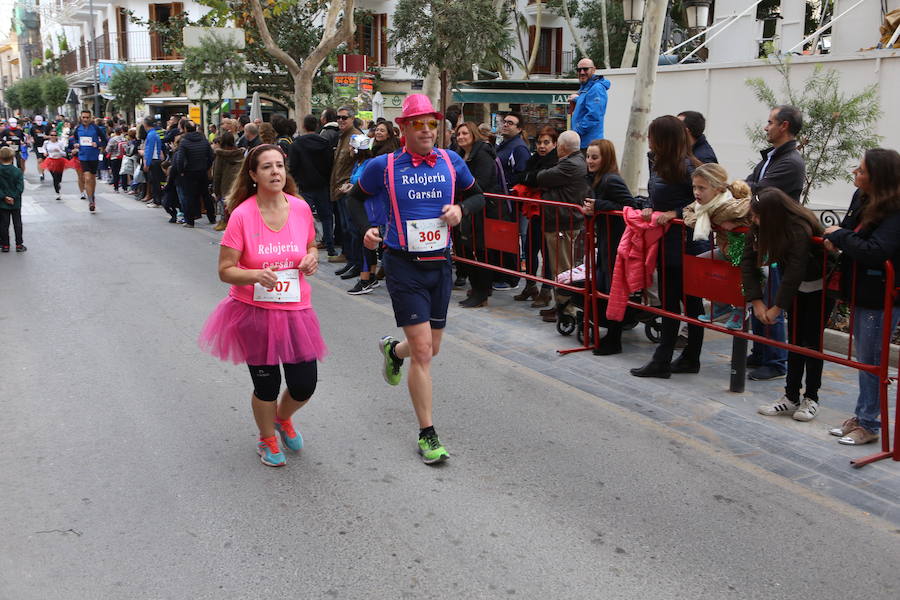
[691,190,732,241]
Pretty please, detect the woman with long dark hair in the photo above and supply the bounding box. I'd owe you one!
[453,121,500,308]
[582,139,636,355]
[824,148,900,445]
[631,115,705,378]
[743,187,831,423]
[199,144,327,467]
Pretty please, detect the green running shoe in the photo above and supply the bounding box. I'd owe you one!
[418,432,449,465]
[379,335,404,386]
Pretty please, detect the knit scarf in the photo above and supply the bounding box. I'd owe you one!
[691,190,732,241]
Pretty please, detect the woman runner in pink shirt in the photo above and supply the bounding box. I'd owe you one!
[199,145,327,467]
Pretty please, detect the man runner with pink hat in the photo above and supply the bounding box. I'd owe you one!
[349,94,485,464]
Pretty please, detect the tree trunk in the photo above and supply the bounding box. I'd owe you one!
[599,0,611,69]
[561,0,589,61]
[526,0,543,76]
[439,69,448,148]
[620,0,668,195]
[249,0,356,118]
[620,28,639,68]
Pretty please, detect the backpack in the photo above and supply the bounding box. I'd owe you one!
[124,140,137,157]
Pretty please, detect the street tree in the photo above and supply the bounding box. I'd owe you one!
[391,0,514,138]
[18,77,45,113]
[248,0,356,117]
[182,33,248,123]
[108,66,151,124]
[41,75,69,114]
[745,57,881,205]
[4,81,22,112]
[576,0,629,70]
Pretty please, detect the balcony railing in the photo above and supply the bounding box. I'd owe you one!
[59,30,183,75]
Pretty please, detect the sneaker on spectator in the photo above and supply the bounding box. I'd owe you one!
[829,417,859,437]
[347,279,374,295]
[492,281,512,291]
[698,302,732,323]
[274,419,303,451]
[366,278,381,290]
[748,366,786,381]
[724,308,745,330]
[453,275,467,289]
[792,397,819,421]
[758,396,799,416]
[256,436,286,467]
[838,426,879,446]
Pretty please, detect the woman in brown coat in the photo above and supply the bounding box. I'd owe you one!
[211,131,245,230]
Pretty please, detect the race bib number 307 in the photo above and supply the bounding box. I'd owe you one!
[253,269,301,303]
[406,218,449,252]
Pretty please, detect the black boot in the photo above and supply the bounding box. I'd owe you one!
[630,361,671,379]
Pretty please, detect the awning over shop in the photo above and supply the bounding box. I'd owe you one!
[453,79,579,105]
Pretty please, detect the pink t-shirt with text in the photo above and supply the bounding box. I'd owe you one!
[221,194,316,310]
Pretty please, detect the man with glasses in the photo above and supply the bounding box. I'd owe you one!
[330,106,363,270]
[349,94,485,465]
[494,112,530,290]
[569,58,610,149]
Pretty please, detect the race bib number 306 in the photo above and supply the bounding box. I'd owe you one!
[406,218,449,252]
[253,269,301,303]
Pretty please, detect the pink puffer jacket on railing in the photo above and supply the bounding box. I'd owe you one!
[606,207,669,322]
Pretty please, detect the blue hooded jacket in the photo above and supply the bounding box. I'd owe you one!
[572,75,610,147]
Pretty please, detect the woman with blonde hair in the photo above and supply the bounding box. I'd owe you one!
[199,144,327,467]
[683,163,752,330]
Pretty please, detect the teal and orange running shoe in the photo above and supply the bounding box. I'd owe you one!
[257,436,286,467]
[275,419,303,451]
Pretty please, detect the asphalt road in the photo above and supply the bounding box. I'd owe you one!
[2,172,899,599]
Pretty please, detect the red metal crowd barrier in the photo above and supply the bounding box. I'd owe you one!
[454,194,900,469]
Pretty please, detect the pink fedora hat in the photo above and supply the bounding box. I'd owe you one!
[395,94,443,125]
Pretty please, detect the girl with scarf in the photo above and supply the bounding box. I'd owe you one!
[683,163,751,330]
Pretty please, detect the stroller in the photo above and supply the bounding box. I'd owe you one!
[553,264,660,344]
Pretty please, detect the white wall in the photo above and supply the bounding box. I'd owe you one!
[600,52,900,208]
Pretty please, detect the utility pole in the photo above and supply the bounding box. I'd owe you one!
[89,0,101,116]
[620,0,668,194]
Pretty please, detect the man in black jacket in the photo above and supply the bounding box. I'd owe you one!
[178,120,214,228]
[677,110,717,164]
[290,115,336,256]
[745,105,806,381]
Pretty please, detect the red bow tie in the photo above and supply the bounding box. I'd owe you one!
[408,150,438,168]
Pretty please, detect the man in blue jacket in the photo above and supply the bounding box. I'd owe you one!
[73,110,107,212]
[569,58,611,149]
[142,116,164,207]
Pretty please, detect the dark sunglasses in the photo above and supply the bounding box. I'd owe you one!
[337,115,351,120]
[576,67,592,72]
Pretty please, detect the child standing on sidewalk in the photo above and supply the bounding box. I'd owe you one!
[683,163,752,329]
[0,146,25,253]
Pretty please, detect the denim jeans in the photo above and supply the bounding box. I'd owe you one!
[304,188,334,252]
[338,194,361,268]
[749,264,788,371]
[854,306,900,432]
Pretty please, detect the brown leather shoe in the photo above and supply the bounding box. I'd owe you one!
[513,283,538,302]
[327,254,347,263]
[539,307,557,317]
[531,289,551,308]
[541,313,557,322]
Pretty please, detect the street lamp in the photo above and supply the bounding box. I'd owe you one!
[622,0,646,43]
[683,0,712,31]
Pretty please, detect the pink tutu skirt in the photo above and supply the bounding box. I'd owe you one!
[198,297,328,365]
